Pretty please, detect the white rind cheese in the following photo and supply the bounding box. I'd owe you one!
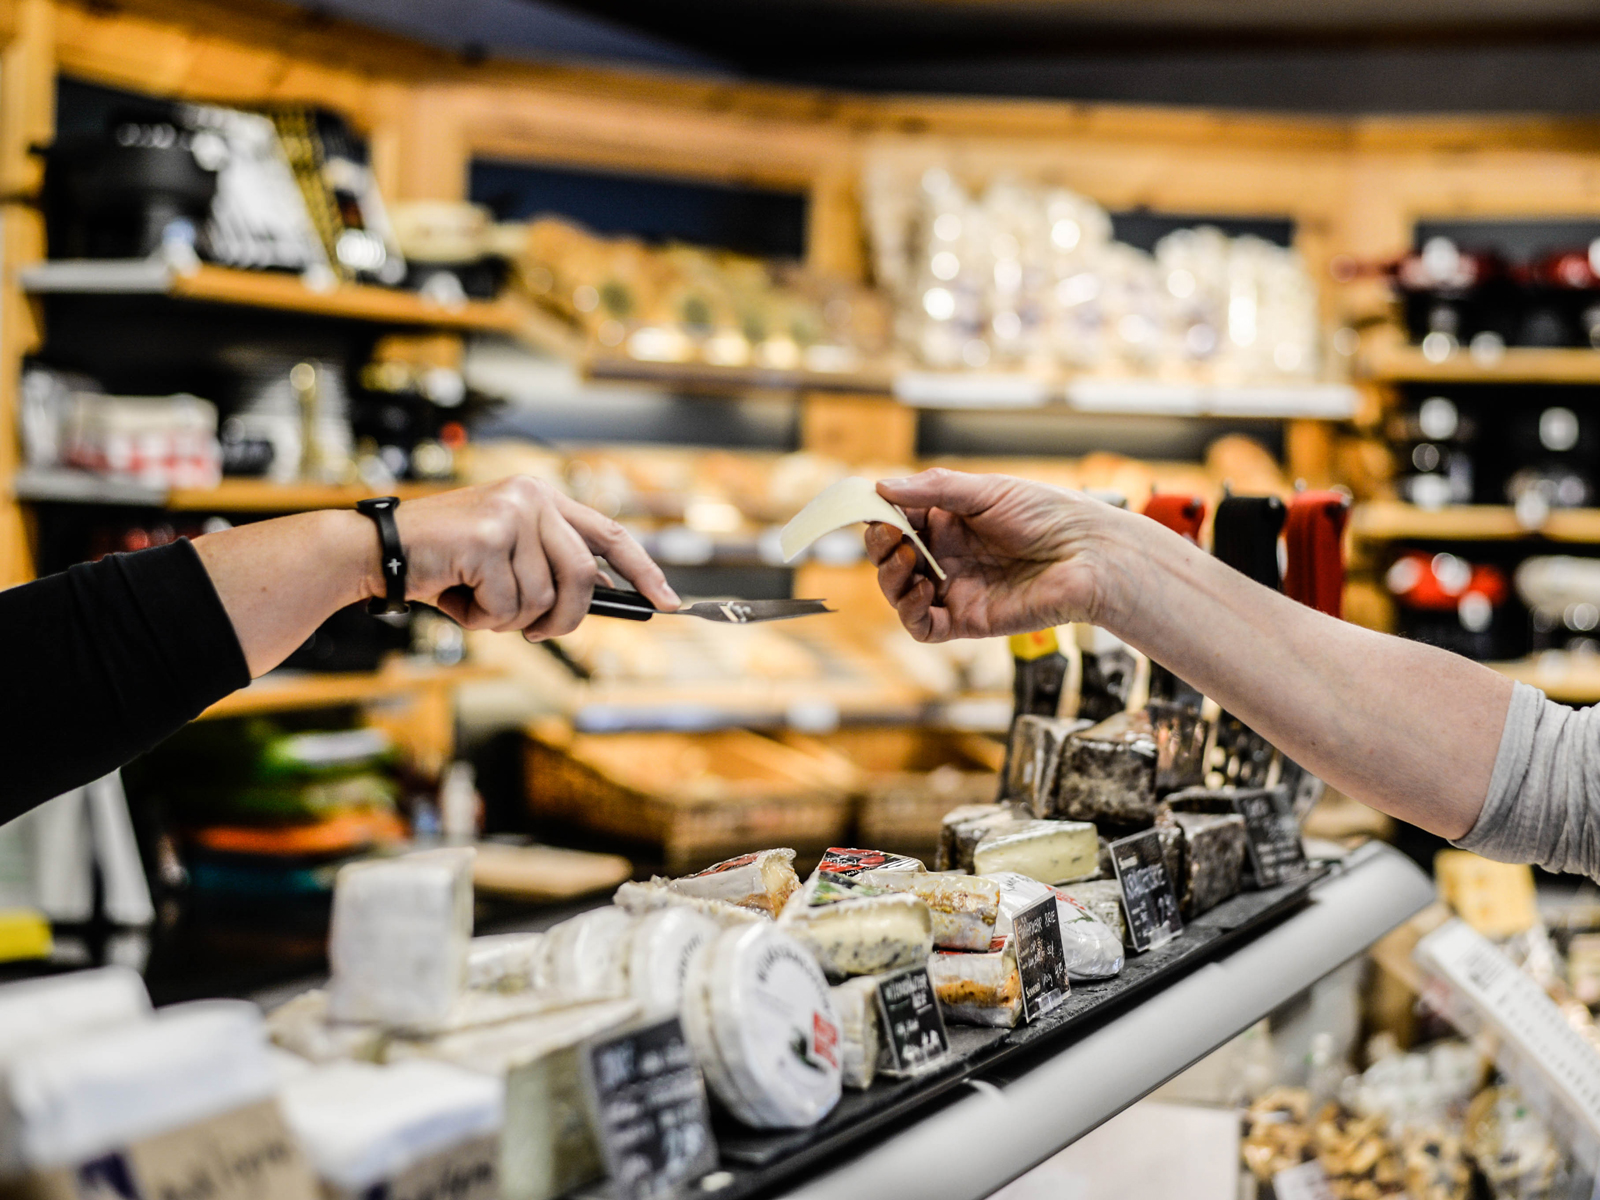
[279,1060,502,1194]
[927,939,1022,1028]
[613,880,764,927]
[829,978,882,1091]
[665,849,800,918]
[267,990,386,1065]
[544,907,634,1003]
[971,818,1098,885]
[626,907,721,1015]
[327,849,474,1032]
[779,892,933,980]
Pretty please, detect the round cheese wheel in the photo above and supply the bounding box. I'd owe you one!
[545,907,634,1002]
[705,924,842,1129]
[681,937,769,1127]
[627,908,720,1015]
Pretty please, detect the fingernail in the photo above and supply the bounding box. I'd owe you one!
[663,588,682,607]
[879,477,912,488]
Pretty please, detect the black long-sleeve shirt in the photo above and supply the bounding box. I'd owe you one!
[1,539,250,823]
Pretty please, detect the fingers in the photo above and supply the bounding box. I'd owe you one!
[875,539,920,605]
[877,468,1002,518]
[521,506,598,640]
[864,521,902,566]
[558,494,680,610]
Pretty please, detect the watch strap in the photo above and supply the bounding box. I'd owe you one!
[355,496,409,615]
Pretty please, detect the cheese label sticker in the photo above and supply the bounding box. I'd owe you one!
[874,965,951,1076]
[1111,828,1183,953]
[811,1010,840,1070]
[1012,894,1070,1020]
[1232,786,1310,888]
[583,1015,719,1200]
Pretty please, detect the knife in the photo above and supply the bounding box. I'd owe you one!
[588,585,834,624]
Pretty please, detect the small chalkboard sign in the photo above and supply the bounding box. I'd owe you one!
[1012,894,1070,1020]
[583,1016,718,1200]
[874,965,950,1076]
[1233,786,1309,888]
[1110,829,1182,953]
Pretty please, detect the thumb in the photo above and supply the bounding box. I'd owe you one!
[877,468,1005,518]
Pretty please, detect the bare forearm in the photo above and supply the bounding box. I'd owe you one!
[193,510,379,677]
[1099,511,1513,839]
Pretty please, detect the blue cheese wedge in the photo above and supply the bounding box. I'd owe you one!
[683,925,841,1129]
[279,1060,501,1200]
[971,819,1098,885]
[544,907,634,1003]
[927,938,1021,1028]
[626,907,721,1016]
[829,977,882,1091]
[779,887,933,980]
[328,849,474,1032]
[665,848,800,918]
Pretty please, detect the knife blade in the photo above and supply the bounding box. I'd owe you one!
[589,585,834,624]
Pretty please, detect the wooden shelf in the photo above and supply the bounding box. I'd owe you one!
[1362,344,1600,385]
[20,260,528,336]
[1350,500,1600,543]
[199,659,493,721]
[1489,656,1600,705]
[14,469,461,513]
[584,354,896,396]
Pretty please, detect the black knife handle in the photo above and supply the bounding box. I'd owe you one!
[589,585,657,621]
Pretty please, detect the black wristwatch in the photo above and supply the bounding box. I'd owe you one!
[355,496,409,616]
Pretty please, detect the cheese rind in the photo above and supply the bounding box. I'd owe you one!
[1006,715,1088,814]
[267,990,385,1065]
[613,880,763,926]
[936,804,1009,872]
[940,805,1032,873]
[666,849,800,918]
[927,938,1021,1028]
[1053,712,1160,824]
[780,892,933,980]
[829,978,882,1091]
[971,819,1098,885]
[902,874,999,951]
[1172,811,1249,919]
[544,907,634,1002]
[626,907,720,1015]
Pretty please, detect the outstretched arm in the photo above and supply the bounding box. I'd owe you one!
[864,468,1513,841]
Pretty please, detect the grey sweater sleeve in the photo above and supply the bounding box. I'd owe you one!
[1452,681,1600,878]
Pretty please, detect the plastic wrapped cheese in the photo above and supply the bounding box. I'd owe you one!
[1056,880,1129,945]
[1053,712,1160,824]
[927,938,1021,1028]
[665,849,800,918]
[6,1000,277,1171]
[626,907,721,1015]
[971,818,1098,885]
[988,871,1123,981]
[279,1060,502,1198]
[544,907,634,1002]
[328,848,474,1032]
[778,476,946,580]
[386,1001,638,1200]
[779,883,933,980]
[899,874,999,951]
[613,879,763,927]
[830,977,882,1091]
[1172,811,1249,919]
[681,925,841,1129]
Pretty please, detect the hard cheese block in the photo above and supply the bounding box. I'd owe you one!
[927,937,1021,1028]
[386,1000,638,1200]
[829,977,882,1091]
[666,848,801,917]
[971,818,1098,885]
[1056,880,1129,946]
[327,849,474,1032]
[936,804,1018,872]
[279,1059,501,1200]
[1172,811,1249,919]
[1004,715,1086,815]
[1053,712,1160,824]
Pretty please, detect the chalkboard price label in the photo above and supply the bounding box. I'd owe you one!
[1233,786,1309,888]
[1111,829,1183,953]
[874,965,951,1076]
[583,1016,719,1200]
[1012,894,1070,1020]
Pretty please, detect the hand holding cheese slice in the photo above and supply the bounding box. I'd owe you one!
[779,476,947,581]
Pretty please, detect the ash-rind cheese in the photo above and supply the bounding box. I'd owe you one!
[328,849,474,1032]
[780,889,933,980]
[971,819,1098,886]
[544,907,634,1003]
[1053,712,1160,825]
[1005,715,1087,814]
[682,925,842,1129]
[1171,811,1249,919]
[1056,880,1129,946]
[927,937,1021,1028]
[666,848,800,918]
[936,804,1014,872]
[829,977,882,1090]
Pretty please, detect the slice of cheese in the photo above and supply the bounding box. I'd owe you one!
[927,938,1022,1028]
[543,907,634,1002]
[279,1060,501,1196]
[779,891,933,980]
[830,977,882,1091]
[665,849,800,918]
[778,476,946,580]
[971,819,1099,885]
[626,907,720,1015]
[328,849,474,1032]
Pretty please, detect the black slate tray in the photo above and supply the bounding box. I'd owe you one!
[681,865,1328,1200]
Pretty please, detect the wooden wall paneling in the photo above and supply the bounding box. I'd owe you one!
[806,167,865,281]
[800,392,916,467]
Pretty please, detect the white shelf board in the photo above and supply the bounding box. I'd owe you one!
[12,467,167,506]
[20,259,176,294]
[890,372,1359,418]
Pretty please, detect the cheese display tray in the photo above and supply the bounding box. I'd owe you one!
[684,865,1326,1199]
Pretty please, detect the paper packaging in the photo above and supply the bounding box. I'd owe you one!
[988,871,1124,981]
[386,1001,638,1200]
[327,849,475,1032]
[279,1060,501,1200]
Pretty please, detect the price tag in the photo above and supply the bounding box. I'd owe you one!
[1110,828,1182,953]
[1232,786,1309,888]
[874,965,951,1076]
[1012,894,1070,1020]
[583,1016,719,1200]
[1272,1161,1337,1200]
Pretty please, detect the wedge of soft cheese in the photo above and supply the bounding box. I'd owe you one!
[780,889,933,980]
[626,907,721,1015]
[867,873,998,952]
[328,848,474,1032]
[280,1060,501,1200]
[665,849,800,918]
[971,818,1098,885]
[829,977,882,1091]
[543,907,634,1003]
[5,1000,277,1171]
[613,880,764,927]
[927,938,1022,1028]
[682,925,841,1129]
[387,1001,638,1200]
[778,476,946,580]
